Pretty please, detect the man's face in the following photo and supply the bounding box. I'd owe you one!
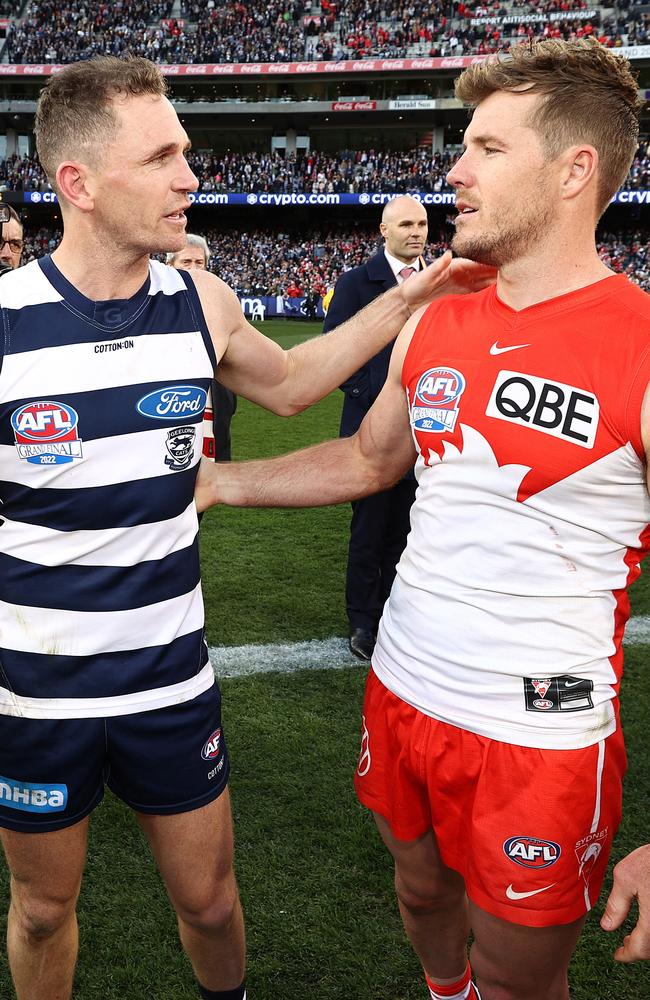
[171,247,207,270]
[380,200,428,263]
[86,94,198,257]
[447,90,559,268]
[0,217,24,269]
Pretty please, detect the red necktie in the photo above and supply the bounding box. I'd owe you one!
[399,266,416,280]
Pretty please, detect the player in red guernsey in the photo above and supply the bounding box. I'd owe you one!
[197,41,650,999]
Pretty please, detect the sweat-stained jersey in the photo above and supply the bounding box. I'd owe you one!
[0,256,216,719]
[372,275,650,749]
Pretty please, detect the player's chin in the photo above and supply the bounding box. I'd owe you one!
[157,227,187,253]
[451,232,494,266]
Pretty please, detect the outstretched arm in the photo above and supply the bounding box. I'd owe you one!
[194,308,423,513]
[601,846,650,961]
[190,255,495,416]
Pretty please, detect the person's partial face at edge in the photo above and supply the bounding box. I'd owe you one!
[0,217,24,270]
[86,93,198,257]
[447,89,562,268]
[172,247,207,270]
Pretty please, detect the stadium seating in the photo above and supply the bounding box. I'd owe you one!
[2,146,648,196]
[3,0,648,63]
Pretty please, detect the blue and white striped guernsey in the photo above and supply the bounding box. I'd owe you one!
[0,256,216,719]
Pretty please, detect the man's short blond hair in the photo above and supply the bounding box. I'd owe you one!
[35,56,168,195]
[455,40,643,217]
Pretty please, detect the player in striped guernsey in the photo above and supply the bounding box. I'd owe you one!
[0,56,495,1000]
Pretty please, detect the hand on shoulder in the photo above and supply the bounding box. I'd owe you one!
[400,251,497,313]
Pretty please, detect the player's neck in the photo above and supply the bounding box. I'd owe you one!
[51,234,151,302]
[496,241,612,312]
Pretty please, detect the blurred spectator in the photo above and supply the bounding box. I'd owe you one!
[598,230,649,290]
[0,154,49,193]
[0,207,25,271]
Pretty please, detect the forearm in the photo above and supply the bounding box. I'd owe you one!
[198,438,394,511]
[283,286,410,412]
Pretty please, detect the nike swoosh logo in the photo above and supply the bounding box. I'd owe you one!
[565,679,584,687]
[506,883,555,901]
[490,342,530,355]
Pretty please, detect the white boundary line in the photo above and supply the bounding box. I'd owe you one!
[209,616,650,679]
[209,637,356,679]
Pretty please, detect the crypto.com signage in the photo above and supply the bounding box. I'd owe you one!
[22,189,650,207]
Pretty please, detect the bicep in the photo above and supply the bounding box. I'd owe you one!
[191,268,291,408]
[216,318,290,405]
[355,342,417,485]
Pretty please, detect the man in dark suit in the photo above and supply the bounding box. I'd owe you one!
[323,196,428,659]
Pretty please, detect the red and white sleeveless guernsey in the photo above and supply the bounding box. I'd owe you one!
[372,274,650,750]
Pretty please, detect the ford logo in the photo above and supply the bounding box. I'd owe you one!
[137,385,207,420]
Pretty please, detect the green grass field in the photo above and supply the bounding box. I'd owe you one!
[1,319,650,999]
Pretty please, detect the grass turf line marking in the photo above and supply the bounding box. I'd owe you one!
[209,638,356,678]
[624,615,650,643]
[210,617,650,678]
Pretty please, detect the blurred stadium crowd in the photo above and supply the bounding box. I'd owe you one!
[2,1,647,296]
[3,0,649,63]
[2,143,649,194]
[19,224,650,294]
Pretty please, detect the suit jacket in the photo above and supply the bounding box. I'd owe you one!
[212,381,237,462]
[322,250,397,438]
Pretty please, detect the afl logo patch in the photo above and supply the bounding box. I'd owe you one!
[411,367,466,433]
[11,401,83,465]
[201,728,222,760]
[503,836,561,869]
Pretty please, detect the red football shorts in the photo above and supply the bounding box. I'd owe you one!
[354,669,626,927]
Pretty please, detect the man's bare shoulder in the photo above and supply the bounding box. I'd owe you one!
[183,266,243,337]
[184,266,237,305]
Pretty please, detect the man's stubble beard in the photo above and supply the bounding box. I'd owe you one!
[451,190,557,269]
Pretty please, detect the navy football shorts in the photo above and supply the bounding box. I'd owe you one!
[0,683,230,833]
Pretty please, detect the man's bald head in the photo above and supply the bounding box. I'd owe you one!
[380,195,428,264]
[381,195,425,225]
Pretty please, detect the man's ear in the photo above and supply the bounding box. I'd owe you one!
[55,161,96,212]
[559,144,599,203]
